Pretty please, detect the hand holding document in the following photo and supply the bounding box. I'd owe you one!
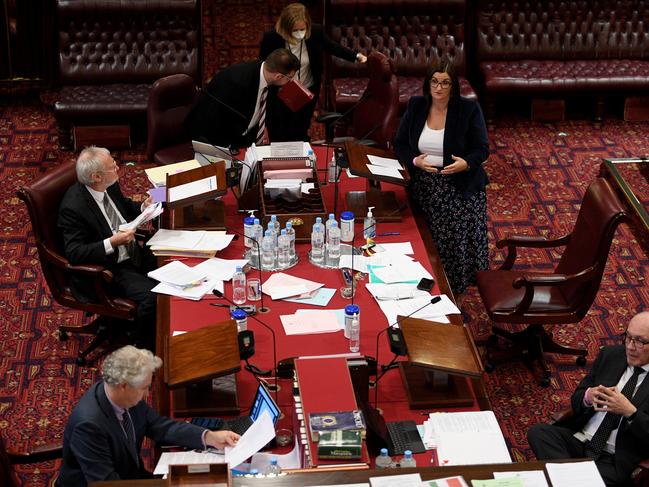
[224,411,276,469]
[119,202,163,231]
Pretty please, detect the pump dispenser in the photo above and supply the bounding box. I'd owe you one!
[363,206,376,239]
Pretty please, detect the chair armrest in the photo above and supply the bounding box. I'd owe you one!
[497,234,571,270]
[7,444,62,465]
[632,459,649,486]
[551,409,574,424]
[315,111,343,125]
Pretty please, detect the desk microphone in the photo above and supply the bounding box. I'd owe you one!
[212,289,279,399]
[372,296,442,407]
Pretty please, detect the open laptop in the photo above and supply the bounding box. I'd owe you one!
[360,401,426,456]
[191,382,281,436]
[192,140,233,168]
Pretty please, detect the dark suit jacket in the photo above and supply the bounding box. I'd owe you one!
[185,59,263,149]
[56,381,205,486]
[259,24,357,96]
[558,345,649,482]
[394,96,489,198]
[57,181,144,302]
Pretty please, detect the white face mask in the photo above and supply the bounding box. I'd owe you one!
[292,29,306,40]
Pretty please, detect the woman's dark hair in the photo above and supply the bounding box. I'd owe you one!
[422,57,461,104]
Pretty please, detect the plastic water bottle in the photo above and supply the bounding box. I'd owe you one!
[363,206,376,239]
[327,153,338,182]
[265,456,281,475]
[261,230,275,270]
[325,213,336,240]
[250,218,264,267]
[327,220,341,260]
[231,308,247,332]
[400,450,416,468]
[278,229,290,267]
[375,448,392,468]
[311,218,324,263]
[232,266,246,305]
[285,221,296,260]
[349,314,360,352]
[307,148,316,167]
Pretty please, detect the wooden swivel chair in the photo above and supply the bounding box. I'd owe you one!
[1,434,61,487]
[317,51,400,150]
[476,177,628,386]
[146,73,198,165]
[17,162,138,365]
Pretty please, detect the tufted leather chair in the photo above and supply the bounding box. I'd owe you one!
[146,73,198,165]
[476,178,628,387]
[1,434,61,487]
[17,162,138,365]
[53,0,200,150]
[476,0,649,119]
[325,0,477,115]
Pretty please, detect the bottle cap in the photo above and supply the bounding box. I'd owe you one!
[231,308,246,320]
[380,448,388,455]
[341,211,354,220]
[244,216,255,225]
[254,218,260,224]
[281,229,287,235]
[316,217,322,223]
[286,221,292,229]
[404,450,412,457]
[270,457,278,464]
[329,213,335,219]
[271,215,277,221]
[367,206,375,217]
[345,304,360,315]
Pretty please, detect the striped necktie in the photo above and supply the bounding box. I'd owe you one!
[585,366,644,458]
[121,410,136,447]
[103,194,132,261]
[256,86,269,145]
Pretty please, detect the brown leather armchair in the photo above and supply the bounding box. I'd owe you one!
[1,435,61,487]
[146,73,198,165]
[17,162,138,365]
[317,51,400,149]
[476,178,628,386]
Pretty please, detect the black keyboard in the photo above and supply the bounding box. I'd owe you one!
[386,420,426,455]
[190,416,253,436]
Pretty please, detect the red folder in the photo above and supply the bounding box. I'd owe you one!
[294,357,370,468]
[278,79,314,112]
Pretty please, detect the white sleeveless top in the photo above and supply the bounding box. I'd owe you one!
[417,123,444,168]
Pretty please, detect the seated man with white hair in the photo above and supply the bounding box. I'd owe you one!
[57,346,240,486]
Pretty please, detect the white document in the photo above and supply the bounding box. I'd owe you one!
[375,242,414,255]
[424,477,469,487]
[192,232,234,252]
[240,144,259,193]
[249,437,301,471]
[193,258,249,281]
[376,295,452,326]
[301,182,315,194]
[431,411,511,466]
[167,175,217,203]
[119,202,164,231]
[151,277,222,301]
[369,473,422,487]
[264,178,303,188]
[147,260,207,287]
[545,461,605,487]
[494,470,549,487]
[262,272,323,300]
[147,229,206,250]
[367,154,404,170]
[365,251,414,267]
[366,283,429,301]
[372,260,433,283]
[346,168,361,178]
[145,159,202,187]
[338,254,368,273]
[367,164,403,179]
[224,411,276,469]
[269,141,310,157]
[280,310,342,335]
[153,450,225,476]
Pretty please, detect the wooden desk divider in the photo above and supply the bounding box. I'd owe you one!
[399,316,484,409]
[167,463,230,486]
[165,161,228,230]
[344,141,410,222]
[163,320,241,417]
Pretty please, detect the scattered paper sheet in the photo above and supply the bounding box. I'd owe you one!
[338,254,368,273]
[147,229,206,250]
[193,258,249,281]
[296,308,346,329]
[153,450,224,476]
[280,310,341,335]
[423,476,469,487]
[366,283,431,302]
[372,261,433,284]
[346,168,360,178]
[262,272,323,300]
[367,164,403,179]
[119,202,164,231]
[283,287,336,307]
[152,278,222,301]
[147,260,207,287]
[225,411,276,469]
[367,155,404,170]
[374,242,414,254]
[545,461,605,487]
[493,470,549,487]
[369,473,422,487]
[249,437,301,471]
[471,479,523,487]
[376,295,451,326]
[301,182,315,194]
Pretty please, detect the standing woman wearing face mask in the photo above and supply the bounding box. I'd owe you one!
[260,2,367,142]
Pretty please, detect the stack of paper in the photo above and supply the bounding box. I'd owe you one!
[147,260,207,287]
[366,155,404,180]
[144,159,202,187]
[147,229,235,258]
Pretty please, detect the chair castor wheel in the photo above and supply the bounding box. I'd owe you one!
[576,355,587,366]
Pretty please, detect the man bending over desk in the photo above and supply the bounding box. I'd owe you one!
[528,311,649,486]
[57,346,240,486]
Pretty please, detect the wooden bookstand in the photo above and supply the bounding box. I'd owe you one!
[165,162,227,230]
[398,316,484,409]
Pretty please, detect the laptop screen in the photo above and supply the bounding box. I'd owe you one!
[249,383,281,425]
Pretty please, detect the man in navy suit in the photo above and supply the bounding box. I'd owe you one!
[58,146,157,349]
[57,346,239,486]
[528,312,649,486]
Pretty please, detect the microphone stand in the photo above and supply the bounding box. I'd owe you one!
[212,289,279,400]
[372,296,442,408]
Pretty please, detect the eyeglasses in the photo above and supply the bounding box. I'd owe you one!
[430,79,452,89]
[623,332,649,348]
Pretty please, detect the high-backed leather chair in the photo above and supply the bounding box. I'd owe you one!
[476,178,628,386]
[1,435,61,487]
[317,51,400,149]
[146,73,198,165]
[17,162,138,365]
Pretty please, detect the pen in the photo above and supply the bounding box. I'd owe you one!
[377,232,400,236]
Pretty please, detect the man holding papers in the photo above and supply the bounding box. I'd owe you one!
[58,146,158,349]
[57,346,239,486]
[528,312,649,486]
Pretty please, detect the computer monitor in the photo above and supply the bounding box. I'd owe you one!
[250,383,281,425]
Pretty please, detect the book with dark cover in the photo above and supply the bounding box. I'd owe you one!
[278,79,314,112]
[316,430,362,459]
[309,410,366,441]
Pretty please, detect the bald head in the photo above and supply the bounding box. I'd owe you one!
[625,312,649,367]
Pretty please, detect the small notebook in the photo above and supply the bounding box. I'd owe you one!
[278,79,314,112]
